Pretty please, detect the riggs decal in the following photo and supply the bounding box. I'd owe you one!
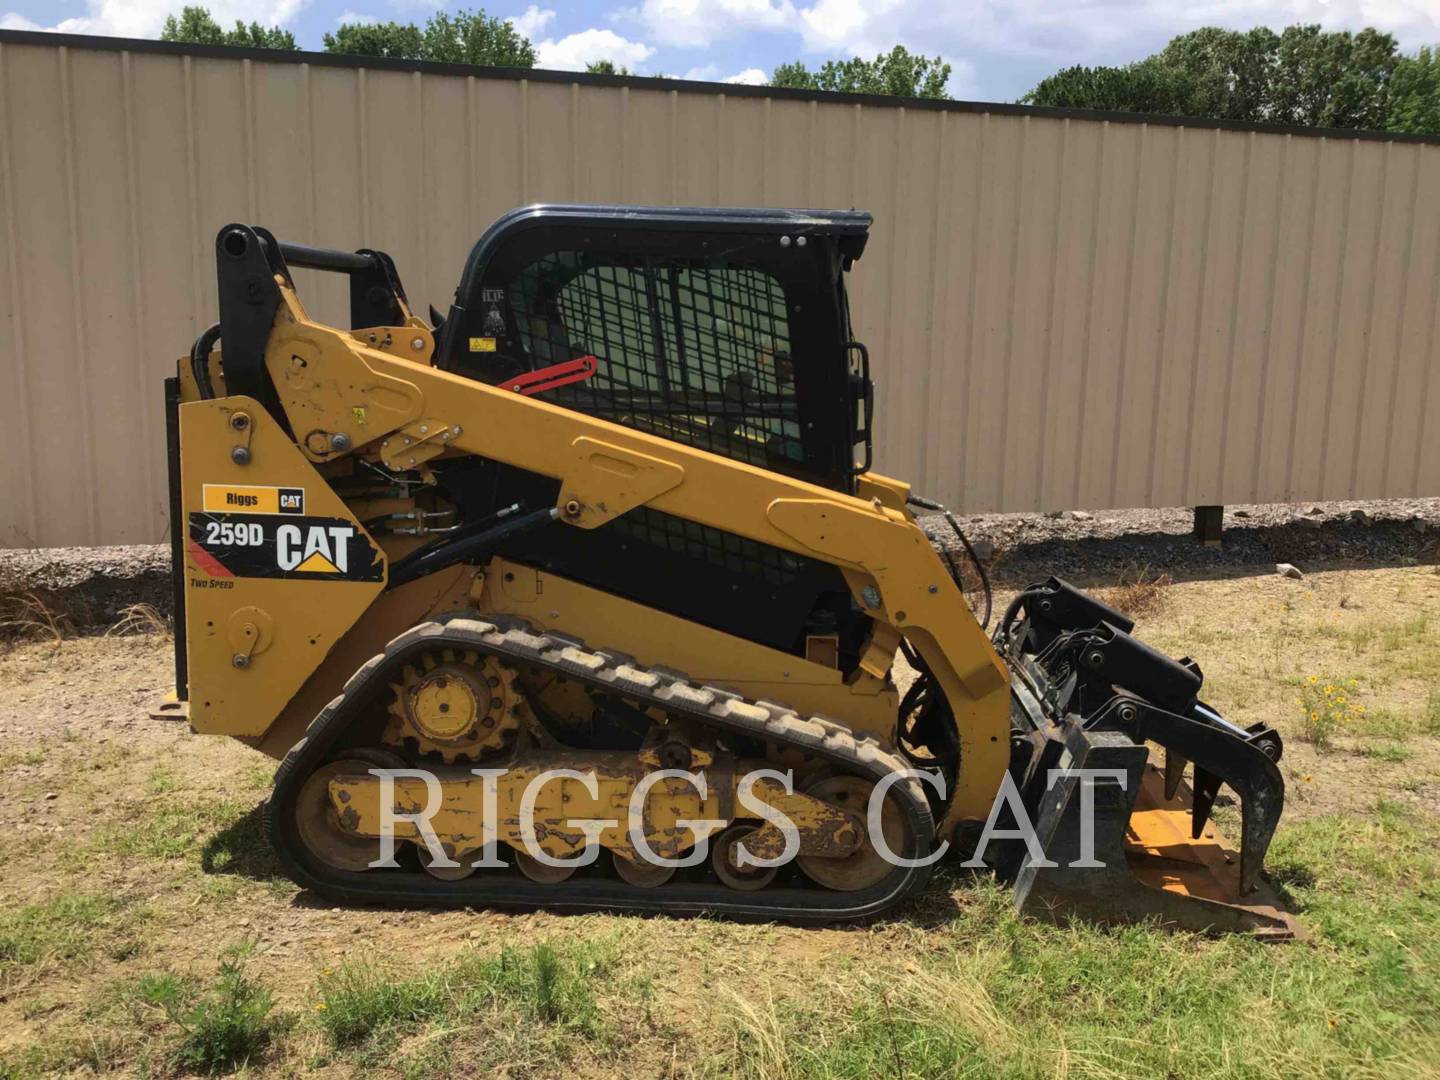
[201,484,305,515]
[188,513,384,583]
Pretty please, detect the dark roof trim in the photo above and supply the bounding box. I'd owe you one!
[4,27,1439,148]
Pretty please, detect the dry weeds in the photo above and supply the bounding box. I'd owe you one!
[1100,564,1175,619]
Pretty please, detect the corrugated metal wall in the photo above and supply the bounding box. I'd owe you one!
[3,33,1439,547]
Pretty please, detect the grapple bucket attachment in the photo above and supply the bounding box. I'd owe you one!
[996,578,1300,939]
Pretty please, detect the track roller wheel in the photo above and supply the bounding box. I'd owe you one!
[612,851,676,888]
[797,775,906,893]
[512,847,577,884]
[712,823,777,891]
[416,841,476,881]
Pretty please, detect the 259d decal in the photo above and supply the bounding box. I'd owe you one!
[188,513,384,583]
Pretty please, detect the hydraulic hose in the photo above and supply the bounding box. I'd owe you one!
[189,323,222,400]
[907,493,992,631]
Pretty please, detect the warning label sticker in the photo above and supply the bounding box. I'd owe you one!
[201,484,305,516]
[187,513,384,583]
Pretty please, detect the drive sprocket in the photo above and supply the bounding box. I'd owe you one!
[383,648,521,761]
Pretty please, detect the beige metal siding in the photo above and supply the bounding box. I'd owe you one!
[2,36,1438,546]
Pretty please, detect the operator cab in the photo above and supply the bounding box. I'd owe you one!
[435,205,875,492]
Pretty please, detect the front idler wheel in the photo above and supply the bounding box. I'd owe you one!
[295,758,392,872]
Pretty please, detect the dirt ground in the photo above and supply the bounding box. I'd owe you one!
[0,558,1437,1077]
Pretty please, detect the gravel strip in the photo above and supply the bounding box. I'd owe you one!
[922,497,1440,585]
[0,544,171,628]
[3,497,1437,626]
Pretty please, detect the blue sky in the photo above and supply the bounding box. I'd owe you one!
[4,1,1440,102]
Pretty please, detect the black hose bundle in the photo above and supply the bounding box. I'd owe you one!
[190,323,222,399]
[906,492,992,631]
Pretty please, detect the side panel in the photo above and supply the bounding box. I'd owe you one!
[475,556,900,742]
[180,395,385,735]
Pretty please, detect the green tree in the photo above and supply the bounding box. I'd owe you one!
[160,6,296,49]
[770,45,950,99]
[1023,59,1197,115]
[1157,26,1278,121]
[1025,23,1406,132]
[1268,25,1398,128]
[585,60,632,76]
[1389,46,1440,134]
[321,22,425,59]
[323,8,535,68]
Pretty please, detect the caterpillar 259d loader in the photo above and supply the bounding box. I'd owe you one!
[166,205,1295,935]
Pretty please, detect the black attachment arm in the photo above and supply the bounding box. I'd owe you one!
[211,225,415,411]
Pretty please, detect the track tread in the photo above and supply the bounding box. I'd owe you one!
[267,616,935,924]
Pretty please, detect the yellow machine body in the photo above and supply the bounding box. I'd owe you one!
[166,210,1294,933]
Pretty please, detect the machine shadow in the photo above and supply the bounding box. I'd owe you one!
[200,800,287,882]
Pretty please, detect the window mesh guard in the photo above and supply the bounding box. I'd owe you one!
[506,252,803,470]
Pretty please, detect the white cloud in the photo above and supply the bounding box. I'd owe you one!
[336,10,378,27]
[508,4,556,40]
[0,0,309,37]
[614,0,1440,101]
[617,0,797,48]
[681,63,769,82]
[535,28,655,71]
[792,0,1440,61]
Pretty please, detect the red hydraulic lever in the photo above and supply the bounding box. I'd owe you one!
[506,355,598,396]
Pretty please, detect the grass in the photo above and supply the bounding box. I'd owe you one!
[0,748,44,769]
[0,894,117,987]
[140,949,288,1074]
[99,791,254,861]
[1359,744,1415,763]
[315,938,615,1052]
[714,805,1440,1080]
[2,566,1439,1079]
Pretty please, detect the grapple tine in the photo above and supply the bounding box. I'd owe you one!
[1191,767,1220,839]
[1164,748,1188,800]
[1133,707,1284,895]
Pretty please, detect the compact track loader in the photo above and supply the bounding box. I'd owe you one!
[166,205,1295,934]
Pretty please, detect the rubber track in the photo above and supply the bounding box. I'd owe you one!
[268,616,937,924]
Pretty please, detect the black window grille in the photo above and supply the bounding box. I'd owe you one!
[605,506,808,587]
[505,252,803,470]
